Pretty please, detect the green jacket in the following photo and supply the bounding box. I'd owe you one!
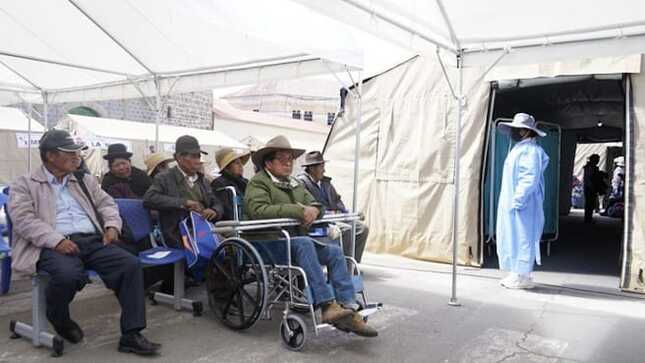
[244,169,323,240]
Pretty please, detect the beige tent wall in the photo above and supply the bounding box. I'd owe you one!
[326,53,645,285]
[325,55,490,265]
[0,130,43,185]
[625,63,645,293]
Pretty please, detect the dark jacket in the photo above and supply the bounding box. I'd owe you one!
[297,172,347,213]
[211,171,248,221]
[101,166,151,199]
[143,166,223,247]
[244,169,323,240]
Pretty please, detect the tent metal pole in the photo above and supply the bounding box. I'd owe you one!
[350,71,363,259]
[449,51,464,307]
[42,91,49,130]
[26,103,33,173]
[154,77,161,152]
[620,75,632,288]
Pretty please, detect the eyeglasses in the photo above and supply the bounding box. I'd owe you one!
[273,155,294,164]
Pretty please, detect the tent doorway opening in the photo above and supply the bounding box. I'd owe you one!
[481,74,627,290]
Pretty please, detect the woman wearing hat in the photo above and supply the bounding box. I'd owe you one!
[145,152,174,179]
[496,113,549,289]
[101,143,152,199]
[210,148,250,221]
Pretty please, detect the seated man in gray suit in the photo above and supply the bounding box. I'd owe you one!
[297,151,369,263]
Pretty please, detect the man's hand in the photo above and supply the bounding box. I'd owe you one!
[103,227,119,245]
[185,200,204,212]
[302,206,319,227]
[55,239,80,255]
[202,208,218,221]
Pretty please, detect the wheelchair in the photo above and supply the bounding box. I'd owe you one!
[207,187,381,350]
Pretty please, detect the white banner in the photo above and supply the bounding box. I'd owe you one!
[78,137,132,151]
[15,132,45,148]
[16,132,132,151]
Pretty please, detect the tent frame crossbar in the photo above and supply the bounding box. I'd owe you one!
[337,0,458,54]
[67,0,155,75]
[0,58,41,91]
[0,50,137,78]
[435,0,460,50]
[461,20,645,46]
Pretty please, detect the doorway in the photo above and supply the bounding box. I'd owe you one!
[481,74,627,290]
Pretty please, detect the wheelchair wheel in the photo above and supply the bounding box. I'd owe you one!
[280,314,307,351]
[206,237,268,330]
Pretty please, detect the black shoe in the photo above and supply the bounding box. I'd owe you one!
[118,332,160,356]
[51,319,84,344]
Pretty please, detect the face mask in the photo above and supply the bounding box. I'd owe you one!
[510,128,524,142]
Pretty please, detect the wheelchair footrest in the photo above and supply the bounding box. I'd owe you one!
[358,303,383,318]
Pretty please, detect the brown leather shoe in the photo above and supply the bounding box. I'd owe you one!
[321,301,353,324]
[334,312,378,337]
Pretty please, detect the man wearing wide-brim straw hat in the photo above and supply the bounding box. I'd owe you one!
[210,148,251,221]
[297,150,370,263]
[245,135,378,337]
[496,113,549,289]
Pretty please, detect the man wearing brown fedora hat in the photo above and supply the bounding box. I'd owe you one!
[245,135,377,337]
[211,148,250,221]
[144,135,224,247]
[297,150,369,263]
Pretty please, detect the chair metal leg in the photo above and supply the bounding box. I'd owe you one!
[8,275,64,357]
[152,261,203,316]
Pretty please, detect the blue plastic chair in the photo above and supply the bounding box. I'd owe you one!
[114,198,202,315]
[1,188,11,295]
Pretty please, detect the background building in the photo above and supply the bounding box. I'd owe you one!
[221,78,341,126]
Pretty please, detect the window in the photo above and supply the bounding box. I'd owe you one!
[303,111,313,121]
[292,110,301,119]
[327,112,335,125]
[68,106,100,117]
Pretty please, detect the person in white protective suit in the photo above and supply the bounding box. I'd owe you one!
[496,113,549,289]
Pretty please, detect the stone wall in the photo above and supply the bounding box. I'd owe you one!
[23,91,214,129]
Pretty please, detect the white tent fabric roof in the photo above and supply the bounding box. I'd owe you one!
[0,106,44,132]
[0,0,363,105]
[294,0,645,66]
[62,114,246,149]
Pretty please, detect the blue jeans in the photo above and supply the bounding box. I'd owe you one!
[254,237,355,305]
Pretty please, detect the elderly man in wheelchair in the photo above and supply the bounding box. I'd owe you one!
[240,135,378,338]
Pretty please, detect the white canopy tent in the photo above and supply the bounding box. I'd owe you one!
[296,0,645,300]
[0,0,363,140]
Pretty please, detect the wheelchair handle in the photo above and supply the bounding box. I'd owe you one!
[212,212,363,234]
[215,186,240,222]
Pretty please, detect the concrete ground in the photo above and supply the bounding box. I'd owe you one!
[1,211,644,362]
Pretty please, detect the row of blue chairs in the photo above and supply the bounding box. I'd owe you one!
[2,187,202,357]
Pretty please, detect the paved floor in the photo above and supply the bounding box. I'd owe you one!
[1,212,643,362]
